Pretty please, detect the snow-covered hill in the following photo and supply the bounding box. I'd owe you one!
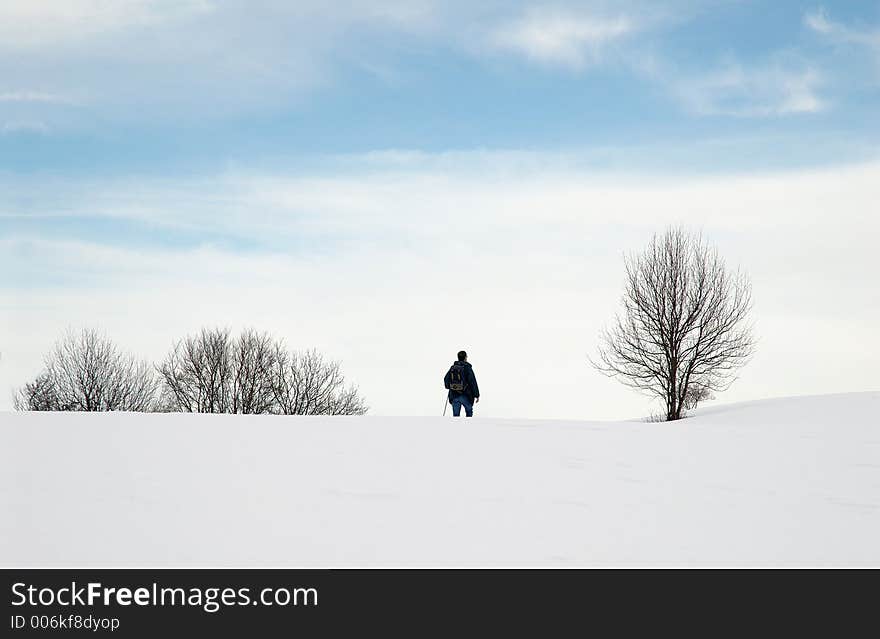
[2,392,878,566]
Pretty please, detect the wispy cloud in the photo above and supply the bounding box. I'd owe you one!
[0,1,832,128]
[0,0,214,49]
[479,5,828,118]
[0,91,79,105]
[805,8,880,74]
[0,1,441,126]
[1,120,50,135]
[3,150,874,250]
[672,61,825,117]
[486,7,636,69]
[805,9,880,48]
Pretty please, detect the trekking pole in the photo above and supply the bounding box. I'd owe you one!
[443,395,448,416]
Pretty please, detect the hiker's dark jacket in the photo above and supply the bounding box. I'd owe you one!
[444,361,480,403]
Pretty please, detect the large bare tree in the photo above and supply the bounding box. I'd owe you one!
[593,228,755,421]
[14,328,160,412]
[158,327,367,415]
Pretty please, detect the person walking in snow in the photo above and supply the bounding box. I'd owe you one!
[444,350,480,417]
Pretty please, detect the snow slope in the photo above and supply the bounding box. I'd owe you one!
[2,392,878,566]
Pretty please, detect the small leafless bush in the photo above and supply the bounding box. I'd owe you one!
[14,328,160,412]
[683,383,715,411]
[157,328,276,414]
[270,348,368,416]
[158,327,367,415]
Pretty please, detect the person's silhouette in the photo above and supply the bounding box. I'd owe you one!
[443,350,480,417]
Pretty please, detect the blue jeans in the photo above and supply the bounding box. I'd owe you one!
[451,394,473,417]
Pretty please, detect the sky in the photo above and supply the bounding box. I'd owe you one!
[1,0,879,419]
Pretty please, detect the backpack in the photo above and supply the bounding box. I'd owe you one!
[448,364,466,393]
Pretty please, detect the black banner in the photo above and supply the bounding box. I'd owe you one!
[2,568,874,637]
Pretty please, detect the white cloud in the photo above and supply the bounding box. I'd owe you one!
[0,91,79,105]
[1,120,50,135]
[805,9,880,48]
[804,10,836,36]
[673,62,825,117]
[805,8,880,76]
[486,7,635,69]
[0,1,698,126]
[476,5,831,117]
[0,1,818,125]
[0,92,82,136]
[0,1,445,126]
[0,0,214,48]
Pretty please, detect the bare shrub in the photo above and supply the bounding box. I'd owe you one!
[270,348,368,416]
[158,327,276,414]
[14,328,159,412]
[13,372,61,411]
[230,329,278,414]
[158,328,367,415]
[593,227,755,421]
[683,383,715,411]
